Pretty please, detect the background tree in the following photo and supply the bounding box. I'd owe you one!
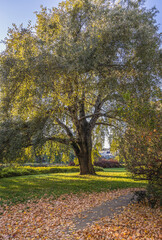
[0,0,161,174]
[118,97,162,203]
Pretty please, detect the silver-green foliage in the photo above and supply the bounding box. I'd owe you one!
[0,0,161,173]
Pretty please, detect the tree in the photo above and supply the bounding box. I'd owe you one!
[0,0,161,174]
[118,99,162,203]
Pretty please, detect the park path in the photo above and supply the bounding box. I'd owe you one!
[67,192,134,232]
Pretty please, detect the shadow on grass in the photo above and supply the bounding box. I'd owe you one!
[103,168,126,172]
[0,172,147,206]
[64,174,132,179]
[97,174,133,179]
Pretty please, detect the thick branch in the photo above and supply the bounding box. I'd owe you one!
[79,92,86,119]
[78,110,119,121]
[44,136,70,145]
[68,105,81,134]
[79,112,102,121]
[55,118,80,153]
[89,94,108,129]
[55,118,74,139]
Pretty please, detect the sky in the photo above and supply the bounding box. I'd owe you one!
[0,0,161,52]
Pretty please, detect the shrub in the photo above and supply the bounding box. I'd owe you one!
[0,166,103,178]
[68,161,76,166]
[119,102,161,205]
[94,159,120,168]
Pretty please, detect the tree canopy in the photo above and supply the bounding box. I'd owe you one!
[0,0,161,174]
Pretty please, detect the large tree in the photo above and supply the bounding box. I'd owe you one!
[0,0,161,174]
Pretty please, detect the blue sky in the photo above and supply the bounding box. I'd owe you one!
[0,0,161,52]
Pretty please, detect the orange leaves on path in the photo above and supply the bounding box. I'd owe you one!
[71,204,161,240]
[0,188,161,239]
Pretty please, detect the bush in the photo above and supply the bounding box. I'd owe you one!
[68,161,76,166]
[119,102,161,205]
[94,159,120,168]
[132,189,159,208]
[0,166,103,178]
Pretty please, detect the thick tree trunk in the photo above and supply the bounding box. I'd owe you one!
[78,153,96,175]
[75,128,96,175]
[69,97,97,175]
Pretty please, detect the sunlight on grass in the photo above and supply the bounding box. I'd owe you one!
[0,169,147,206]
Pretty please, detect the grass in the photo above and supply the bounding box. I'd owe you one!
[0,168,147,206]
[103,168,127,172]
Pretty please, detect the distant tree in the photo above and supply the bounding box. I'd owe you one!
[0,0,161,174]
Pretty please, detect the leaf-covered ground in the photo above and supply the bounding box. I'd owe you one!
[70,204,161,240]
[0,188,161,240]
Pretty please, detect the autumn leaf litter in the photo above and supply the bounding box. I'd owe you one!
[0,188,161,239]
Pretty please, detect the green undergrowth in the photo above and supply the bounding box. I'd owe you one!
[0,166,103,178]
[0,169,147,206]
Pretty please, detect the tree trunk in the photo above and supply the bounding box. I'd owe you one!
[78,152,96,175]
[75,128,96,175]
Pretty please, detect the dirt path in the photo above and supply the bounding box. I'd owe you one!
[67,192,134,232]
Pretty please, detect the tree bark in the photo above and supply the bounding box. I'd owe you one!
[68,95,97,175]
[74,127,96,175]
[78,152,96,175]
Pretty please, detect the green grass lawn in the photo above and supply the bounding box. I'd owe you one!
[0,168,147,206]
[103,168,127,172]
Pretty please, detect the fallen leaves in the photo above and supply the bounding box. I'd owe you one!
[0,188,161,239]
[68,203,161,240]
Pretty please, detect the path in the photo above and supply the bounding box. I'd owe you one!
[67,192,134,232]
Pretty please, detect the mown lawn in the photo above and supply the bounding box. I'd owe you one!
[0,168,147,206]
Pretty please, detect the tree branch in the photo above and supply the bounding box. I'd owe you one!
[44,136,70,145]
[89,94,111,129]
[55,118,74,139]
